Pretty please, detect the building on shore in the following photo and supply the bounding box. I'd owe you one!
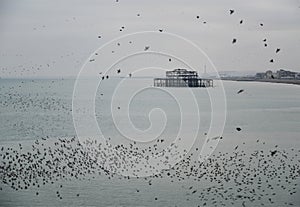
[255,69,300,80]
[154,69,213,87]
[277,69,298,79]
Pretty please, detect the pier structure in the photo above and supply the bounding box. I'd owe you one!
[154,69,213,87]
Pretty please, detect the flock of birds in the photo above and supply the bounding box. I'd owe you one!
[0,79,74,141]
[0,3,299,206]
[0,136,299,206]
[226,9,281,64]
[1,76,299,206]
[0,5,287,78]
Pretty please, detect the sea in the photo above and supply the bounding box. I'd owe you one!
[0,78,299,207]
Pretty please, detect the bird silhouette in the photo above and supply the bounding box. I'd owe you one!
[236,127,242,131]
[237,89,244,94]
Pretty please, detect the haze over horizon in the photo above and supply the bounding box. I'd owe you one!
[0,0,300,78]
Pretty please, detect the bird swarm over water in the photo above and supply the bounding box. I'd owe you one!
[0,4,299,206]
[0,135,299,206]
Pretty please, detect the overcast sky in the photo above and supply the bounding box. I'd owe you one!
[0,0,300,78]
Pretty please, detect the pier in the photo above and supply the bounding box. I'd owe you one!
[154,69,213,88]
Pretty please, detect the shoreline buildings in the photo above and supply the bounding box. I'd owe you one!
[255,69,300,80]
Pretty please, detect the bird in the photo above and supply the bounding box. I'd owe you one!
[276,48,281,53]
[270,150,277,156]
[230,9,234,15]
[144,46,150,51]
[232,38,237,44]
[236,127,242,131]
[117,69,121,73]
[239,20,243,24]
[158,29,163,32]
[212,136,221,140]
[237,89,244,94]
[270,59,274,63]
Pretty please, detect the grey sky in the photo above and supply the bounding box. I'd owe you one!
[0,0,300,77]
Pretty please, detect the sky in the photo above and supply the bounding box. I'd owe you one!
[0,0,300,78]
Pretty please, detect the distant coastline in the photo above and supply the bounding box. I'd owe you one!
[221,77,300,86]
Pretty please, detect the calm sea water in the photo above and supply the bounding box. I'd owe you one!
[0,78,299,206]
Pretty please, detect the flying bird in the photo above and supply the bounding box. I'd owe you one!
[236,127,242,131]
[232,38,237,44]
[212,136,221,140]
[144,46,150,51]
[270,150,277,156]
[276,48,281,53]
[237,89,244,94]
[230,9,234,15]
